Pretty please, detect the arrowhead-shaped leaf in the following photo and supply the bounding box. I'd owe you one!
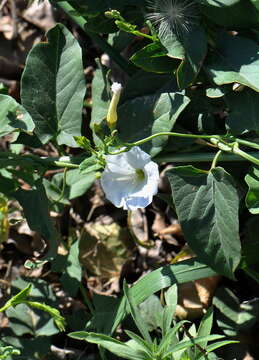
[167,166,241,278]
[21,24,85,147]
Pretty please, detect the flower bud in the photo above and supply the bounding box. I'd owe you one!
[106,82,122,130]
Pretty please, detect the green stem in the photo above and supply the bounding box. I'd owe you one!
[131,132,217,146]
[130,30,153,40]
[0,151,80,169]
[108,132,218,155]
[236,138,259,150]
[232,144,259,167]
[50,0,135,76]
[210,150,222,170]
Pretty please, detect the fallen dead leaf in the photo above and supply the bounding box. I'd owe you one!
[173,245,221,319]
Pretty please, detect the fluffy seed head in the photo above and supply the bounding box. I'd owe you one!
[145,0,198,40]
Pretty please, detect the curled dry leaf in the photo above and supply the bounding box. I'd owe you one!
[79,220,133,292]
[173,245,221,319]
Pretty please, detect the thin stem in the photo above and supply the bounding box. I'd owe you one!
[108,132,219,155]
[236,138,259,150]
[232,144,259,167]
[107,147,130,155]
[50,0,135,76]
[130,29,154,40]
[210,150,222,170]
[130,132,217,147]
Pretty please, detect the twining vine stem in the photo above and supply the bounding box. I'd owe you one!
[3,132,259,169]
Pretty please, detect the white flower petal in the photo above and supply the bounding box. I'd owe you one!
[125,146,151,169]
[100,146,159,210]
[105,153,135,175]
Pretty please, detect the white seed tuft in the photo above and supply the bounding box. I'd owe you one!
[145,0,199,40]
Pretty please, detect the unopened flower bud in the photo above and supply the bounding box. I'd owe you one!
[106,82,122,130]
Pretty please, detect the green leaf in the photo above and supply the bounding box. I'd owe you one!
[199,0,259,27]
[4,278,61,337]
[25,301,66,331]
[123,281,152,343]
[245,166,259,214]
[138,294,164,332]
[196,340,239,359]
[60,238,82,297]
[225,89,259,135]
[165,335,225,357]
[79,155,103,174]
[43,174,70,205]
[130,42,179,73]
[117,85,190,156]
[13,180,58,260]
[0,284,32,312]
[195,307,214,358]
[68,332,147,360]
[158,320,189,356]
[0,174,18,196]
[205,33,259,92]
[90,66,109,129]
[21,23,85,146]
[162,284,178,336]
[85,13,117,33]
[213,286,258,336]
[213,286,239,336]
[0,345,20,359]
[176,25,207,89]
[1,336,51,360]
[241,216,259,267]
[66,169,96,199]
[0,95,34,140]
[90,294,121,334]
[122,71,172,101]
[68,0,141,14]
[159,25,207,89]
[197,307,214,343]
[111,258,217,334]
[167,166,241,278]
[124,330,153,356]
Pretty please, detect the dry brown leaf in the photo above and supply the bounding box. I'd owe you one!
[79,221,133,291]
[173,245,221,319]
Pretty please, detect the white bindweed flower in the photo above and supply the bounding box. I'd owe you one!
[101,146,159,210]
